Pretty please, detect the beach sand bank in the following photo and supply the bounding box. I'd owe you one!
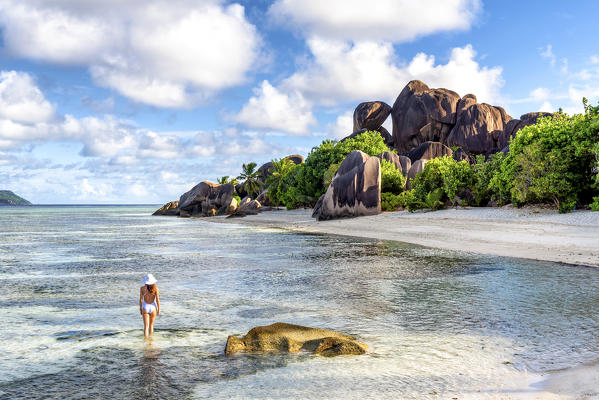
[217,207,599,267]
[215,206,599,398]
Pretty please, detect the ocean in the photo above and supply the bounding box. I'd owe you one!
[1,205,598,399]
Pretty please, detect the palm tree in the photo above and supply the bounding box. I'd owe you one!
[265,158,296,205]
[237,162,262,198]
[217,175,239,185]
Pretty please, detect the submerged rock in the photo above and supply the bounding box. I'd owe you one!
[312,150,381,221]
[225,322,368,357]
[152,200,179,216]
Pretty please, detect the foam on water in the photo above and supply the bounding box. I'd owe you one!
[1,206,599,399]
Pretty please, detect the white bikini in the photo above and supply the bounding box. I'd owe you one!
[142,293,157,314]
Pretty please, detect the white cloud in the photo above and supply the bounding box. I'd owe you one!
[269,0,480,42]
[234,80,316,135]
[282,40,503,105]
[0,71,55,124]
[540,44,556,66]
[590,55,599,65]
[0,1,261,108]
[530,87,550,102]
[327,110,353,139]
[539,101,554,112]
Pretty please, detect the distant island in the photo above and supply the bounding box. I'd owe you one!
[0,190,32,206]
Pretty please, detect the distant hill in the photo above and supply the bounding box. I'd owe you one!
[0,190,32,206]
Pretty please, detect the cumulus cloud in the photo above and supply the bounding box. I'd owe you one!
[0,71,56,124]
[269,0,480,42]
[327,110,353,139]
[0,0,261,107]
[234,80,316,134]
[282,40,503,105]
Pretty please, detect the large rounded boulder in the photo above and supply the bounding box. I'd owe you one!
[353,101,392,131]
[446,98,512,155]
[391,80,460,153]
[312,150,381,221]
[407,141,453,163]
[178,182,235,217]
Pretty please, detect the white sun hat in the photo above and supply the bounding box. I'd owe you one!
[142,273,157,285]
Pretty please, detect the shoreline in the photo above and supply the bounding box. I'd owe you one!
[213,207,599,268]
[213,206,599,397]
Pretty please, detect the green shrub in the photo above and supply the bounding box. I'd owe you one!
[411,156,474,209]
[472,153,504,206]
[232,194,241,204]
[590,196,599,211]
[282,130,391,208]
[397,190,415,208]
[380,159,406,195]
[407,188,444,212]
[381,192,402,211]
[266,158,299,206]
[489,100,599,212]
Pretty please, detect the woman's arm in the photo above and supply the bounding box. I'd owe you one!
[156,288,160,316]
[139,287,143,315]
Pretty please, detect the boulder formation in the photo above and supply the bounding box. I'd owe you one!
[152,201,179,216]
[178,182,235,217]
[225,322,368,357]
[446,95,512,154]
[407,141,453,163]
[390,80,551,157]
[406,159,427,190]
[312,150,381,221]
[353,101,392,132]
[391,80,460,153]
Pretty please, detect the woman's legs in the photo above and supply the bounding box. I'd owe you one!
[149,310,157,335]
[143,312,150,338]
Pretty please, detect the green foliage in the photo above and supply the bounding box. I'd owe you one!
[410,156,474,209]
[591,196,599,211]
[323,162,340,188]
[381,192,401,211]
[265,158,299,206]
[407,188,444,212]
[472,153,504,206]
[237,162,263,198]
[232,194,241,204]
[397,190,415,209]
[217,175,239,185]
[380,159,406,195]
[489,101,599,212]
[283,130,391,208]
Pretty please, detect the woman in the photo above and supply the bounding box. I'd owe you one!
[139,274,160,338]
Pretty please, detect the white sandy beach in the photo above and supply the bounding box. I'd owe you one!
[216,206,599,398]
[218,206,599,268]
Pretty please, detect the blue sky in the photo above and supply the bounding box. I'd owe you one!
[1,0,598,204]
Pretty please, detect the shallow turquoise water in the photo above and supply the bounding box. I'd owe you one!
[1,206,598,399]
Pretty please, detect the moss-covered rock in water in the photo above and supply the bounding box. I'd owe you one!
[0,190,31,205]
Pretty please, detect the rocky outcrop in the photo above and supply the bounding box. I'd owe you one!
[225,322,368,357]
[446,94,513,154]
[258,154,305,181]
[152,201,179,216]
[379,151,402,172]
[353,101,392,132]
[406,159,427,190]
[407,141,453,163]
[498,112,554,152]
[391,80,460,153]
[178,182,235,217]
[312,150,381,221]
[256,190,272,207]
[453,147,474,163]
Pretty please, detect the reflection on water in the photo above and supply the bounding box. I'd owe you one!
[1,206,599,399]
